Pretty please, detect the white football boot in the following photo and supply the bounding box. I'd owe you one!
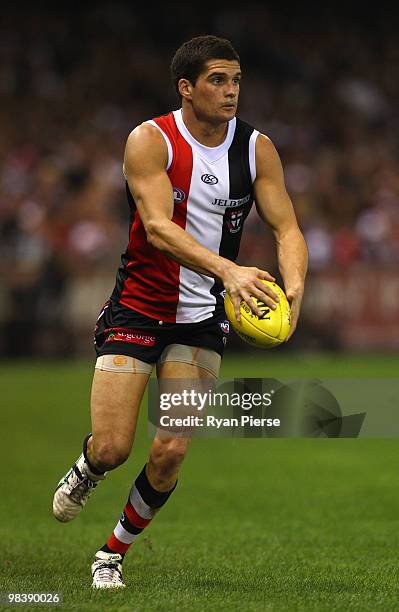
[91,551,126,589]
[53,439,105,522]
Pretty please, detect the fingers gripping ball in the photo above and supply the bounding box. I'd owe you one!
[224,281,291,348]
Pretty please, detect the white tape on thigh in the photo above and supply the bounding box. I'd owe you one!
[95,354,153,374]
[158,344,221,378]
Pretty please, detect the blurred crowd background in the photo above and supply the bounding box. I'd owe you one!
[1,4,398,356]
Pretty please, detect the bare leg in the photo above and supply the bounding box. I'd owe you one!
[147,360,216,491]
[94,356,218,563]
[87,369,151,472]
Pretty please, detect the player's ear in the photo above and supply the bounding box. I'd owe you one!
[178,78,193,101]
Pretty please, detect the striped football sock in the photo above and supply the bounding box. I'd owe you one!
[100,464,177,556]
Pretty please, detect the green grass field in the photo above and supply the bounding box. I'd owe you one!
[2,353,399,611]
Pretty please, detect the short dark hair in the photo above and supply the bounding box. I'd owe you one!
[170,35,240,97]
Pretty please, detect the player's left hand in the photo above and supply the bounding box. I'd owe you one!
[285,287,304,340]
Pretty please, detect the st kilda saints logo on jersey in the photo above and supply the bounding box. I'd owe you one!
[173,187,186,203]
[226,208,244,233]
[201,174,218,185]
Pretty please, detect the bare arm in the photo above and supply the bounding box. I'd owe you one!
[124,123,279,320]
[253,134,308,339]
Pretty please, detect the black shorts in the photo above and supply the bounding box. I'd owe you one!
[94,300,230,364]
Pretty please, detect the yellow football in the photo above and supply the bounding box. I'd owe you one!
[224,280,291,348]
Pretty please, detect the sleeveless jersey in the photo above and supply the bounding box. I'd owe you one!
[111,109,259,323]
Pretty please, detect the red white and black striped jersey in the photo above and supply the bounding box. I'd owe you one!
[111,109,259,323]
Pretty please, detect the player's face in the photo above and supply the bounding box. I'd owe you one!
[189,59,241,123]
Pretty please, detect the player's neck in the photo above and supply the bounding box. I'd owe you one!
[181,107,228,147]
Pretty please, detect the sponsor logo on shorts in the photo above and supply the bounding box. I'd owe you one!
[173,187,185,202]
[219,320,230,334]
[106,328,156,346]
[201,174,219,185]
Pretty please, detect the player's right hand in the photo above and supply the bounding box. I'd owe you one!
[222,263,279,322]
